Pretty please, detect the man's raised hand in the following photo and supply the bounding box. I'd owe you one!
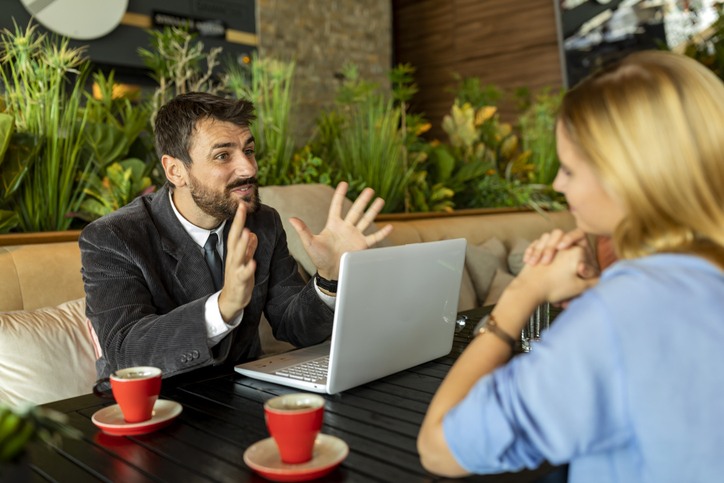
[288,182,393,281]
[218,203,258,322]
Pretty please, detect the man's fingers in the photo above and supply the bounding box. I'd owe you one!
[228,202,248,240]
[289,217,314,247]
[364,223,393,248]
[328,182,349,221]
[344,187,375,226]
[356,197,385,233]
[245,232,258,262]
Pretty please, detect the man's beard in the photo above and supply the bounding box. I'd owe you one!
[187,173,261,220]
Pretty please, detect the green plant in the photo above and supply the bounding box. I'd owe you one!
[517,87,563,185]
[0,112,22,232]
[0,21,95,232]
[308,64,420,212]
[0,402,80,465]
[333,96,415,213]
[682,4,724,81]
[138,25,225,125]
[390,63,426,212]
[287,146,333,186]
[447,73,503,111]
[70,158,155,222]
[82,71,152,169]
[226,52,297,186]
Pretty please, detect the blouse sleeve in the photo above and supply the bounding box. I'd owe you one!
[442,292,633,474]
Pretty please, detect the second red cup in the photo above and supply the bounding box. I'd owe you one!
[264,393,325,464]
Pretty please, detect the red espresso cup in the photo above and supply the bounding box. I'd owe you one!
[264,393,325,464]
[93,367,162,423]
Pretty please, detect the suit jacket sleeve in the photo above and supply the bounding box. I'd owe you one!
[248,207,334,348]
[80,218,219,380]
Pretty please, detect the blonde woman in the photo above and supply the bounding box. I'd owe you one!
[417,50,724,482]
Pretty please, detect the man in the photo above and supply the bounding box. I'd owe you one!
[80,92,392,381]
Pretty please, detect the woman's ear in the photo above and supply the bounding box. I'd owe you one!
[162,155,188,188]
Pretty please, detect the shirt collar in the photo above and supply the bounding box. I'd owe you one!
[168,189,226,250]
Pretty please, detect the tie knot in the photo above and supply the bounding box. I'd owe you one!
[204,233,218,252]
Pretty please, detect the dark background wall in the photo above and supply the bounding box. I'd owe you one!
[393,0,563,139]
[0,0,257,85]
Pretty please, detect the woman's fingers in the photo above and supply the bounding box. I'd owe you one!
[524,230,565,265]
[557,228,588,250]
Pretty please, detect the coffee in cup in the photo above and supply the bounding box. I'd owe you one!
[93,366,162,423]
[264,393,325,464]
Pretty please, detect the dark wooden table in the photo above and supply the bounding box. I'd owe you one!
[32,307,557,482]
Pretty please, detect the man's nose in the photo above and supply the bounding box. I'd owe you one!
[235,152,257,176]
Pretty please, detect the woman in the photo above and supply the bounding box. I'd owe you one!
[417,50,724,482]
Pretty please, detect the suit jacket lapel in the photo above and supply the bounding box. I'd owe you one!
[150,183,217,302]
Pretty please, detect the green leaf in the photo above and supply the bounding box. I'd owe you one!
[0,209,19,234]
[452,159,492,184]
[431,145,456,182]
[0,113,15,166]
[83,122,129,167]
[1,132,39,202]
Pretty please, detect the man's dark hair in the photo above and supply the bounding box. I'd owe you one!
[154,92,256,167]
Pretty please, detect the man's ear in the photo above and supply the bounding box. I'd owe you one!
[162,155,188,188]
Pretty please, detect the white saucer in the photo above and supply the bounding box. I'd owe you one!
[243,434,349,482]
[91,399,182,436]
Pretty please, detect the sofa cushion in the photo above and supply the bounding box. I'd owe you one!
[457,265,477,312]
[465,237,509,305]
[259,184,392,277]
[0,298,96,405]
[0,243,85,312]
[506,237,531,276]
[483,268,516,307]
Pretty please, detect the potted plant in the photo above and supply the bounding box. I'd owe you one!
[0,402,80,482]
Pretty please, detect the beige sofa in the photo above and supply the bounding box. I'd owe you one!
[0,184,577,406]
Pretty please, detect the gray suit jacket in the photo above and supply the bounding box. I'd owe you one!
[80,183,334,380]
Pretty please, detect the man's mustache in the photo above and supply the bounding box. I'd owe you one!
[227,176,258,191]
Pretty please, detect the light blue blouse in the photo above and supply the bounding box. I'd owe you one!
[444,254,724,483]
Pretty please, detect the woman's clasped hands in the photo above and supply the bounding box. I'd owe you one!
[517,228,600,306]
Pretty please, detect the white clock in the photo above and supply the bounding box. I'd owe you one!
[21,0,129,40]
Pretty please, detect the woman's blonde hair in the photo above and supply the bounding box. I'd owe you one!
[559,50,724,263]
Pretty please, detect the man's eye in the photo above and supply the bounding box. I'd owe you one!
[244,149,256,157]
[215,152,229,160]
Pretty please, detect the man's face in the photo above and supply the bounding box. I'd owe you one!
[185,118,260,220]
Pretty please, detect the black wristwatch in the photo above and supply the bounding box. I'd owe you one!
[314,271,338,294]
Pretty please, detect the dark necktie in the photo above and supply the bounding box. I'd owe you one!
[203,233,224,291]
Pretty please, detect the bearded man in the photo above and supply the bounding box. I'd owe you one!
[80,92,392,381]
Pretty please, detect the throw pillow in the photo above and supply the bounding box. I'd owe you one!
[465,237,509,306]
[482,269,516,307]
[259,184,392,277]
[457,264,478,312]
[507,237,530,276]
[0,298,97,406]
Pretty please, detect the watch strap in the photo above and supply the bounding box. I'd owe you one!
[477,314,516,349]
[314,271,338,294]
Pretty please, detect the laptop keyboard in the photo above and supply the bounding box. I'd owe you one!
[275,356,329,383]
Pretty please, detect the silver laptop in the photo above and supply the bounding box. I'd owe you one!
[235,238,467,394]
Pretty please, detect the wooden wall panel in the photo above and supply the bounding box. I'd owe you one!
[393,0,563,139]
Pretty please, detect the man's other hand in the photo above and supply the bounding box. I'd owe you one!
[288,182,393,281]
